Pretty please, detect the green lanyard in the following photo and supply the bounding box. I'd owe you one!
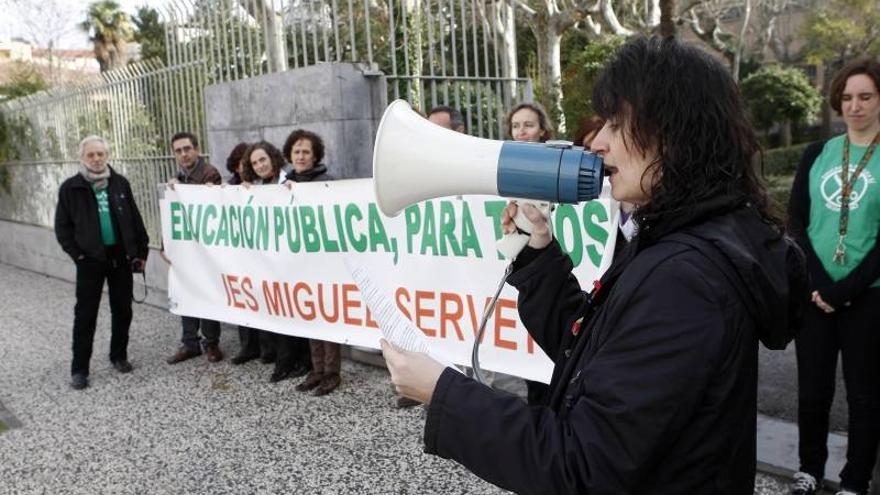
[833,132,880,265]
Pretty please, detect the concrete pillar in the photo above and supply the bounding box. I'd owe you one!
[204,63,387,180]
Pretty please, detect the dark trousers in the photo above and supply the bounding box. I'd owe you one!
[180,316,220,351]
[237,326,275,359]
[309,339,341,374]
[275,335,311,373]
[871,445,880,495]
[796,288,880,493]
[71,248,133,375]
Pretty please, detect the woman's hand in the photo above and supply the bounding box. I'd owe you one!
[811,290,835,313]
[283,180,295,190]
[381,339,446,405]
[501,201,552,249]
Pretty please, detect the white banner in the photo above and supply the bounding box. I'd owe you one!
[161,179,617,382]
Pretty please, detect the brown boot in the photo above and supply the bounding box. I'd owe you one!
[205,343,224,363]
[295,371,324,392]
[166,348,201,365]
[312,373,340,396]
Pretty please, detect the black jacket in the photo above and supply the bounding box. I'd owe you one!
[424,206,807,495]
[285,163,334,183]
[788,140,880,307]
[55,167,150,263]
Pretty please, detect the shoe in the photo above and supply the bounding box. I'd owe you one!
[395,396,421,408]
[71,373,89,390]
[111,360,133,374]
[290,363,310,378]
[295,371,324,392]
[789,472,818,495]
[167,348,201,365]
[230,353,259,365]
[205,343,224,363]
[312,373,340,396]
[270,368,294,383]
[835,491,860,495]
[259,353,276,364]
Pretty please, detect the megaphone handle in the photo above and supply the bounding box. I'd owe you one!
[496,199,553,260]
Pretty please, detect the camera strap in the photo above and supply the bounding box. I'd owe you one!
[133,271,147,304]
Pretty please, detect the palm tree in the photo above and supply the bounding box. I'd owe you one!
[79,0,134,72]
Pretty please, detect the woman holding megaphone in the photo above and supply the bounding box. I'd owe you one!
[381,36,808,495]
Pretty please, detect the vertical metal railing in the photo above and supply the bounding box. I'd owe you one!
[0,0,534,243]
[163,0,531,137]
[0,60,206,246]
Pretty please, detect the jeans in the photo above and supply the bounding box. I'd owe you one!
[71,247,133,375]
[796,288,880,493]
[180,316,221,351]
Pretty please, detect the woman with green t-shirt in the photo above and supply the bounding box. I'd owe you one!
[788,57,880,495]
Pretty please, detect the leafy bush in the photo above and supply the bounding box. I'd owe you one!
[741,66,821,132]
[762,143,810,176]
[765,174,795,214]
[560,36,626,139]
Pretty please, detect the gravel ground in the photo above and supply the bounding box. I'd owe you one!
[0,262,794,494]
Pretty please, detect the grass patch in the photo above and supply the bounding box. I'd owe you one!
[0,420,7,433]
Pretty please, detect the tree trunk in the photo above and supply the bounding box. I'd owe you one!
[732,0,751,81]
[781,120,792,147]
[406,0,424,107]
[659,0,675,37]
[647,0,661,30]
[496,0,518,108]
[239,0,287,73]
[820,62,833,139]
[535,25,564,133]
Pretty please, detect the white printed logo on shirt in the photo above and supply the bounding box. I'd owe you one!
[820,166,875,211]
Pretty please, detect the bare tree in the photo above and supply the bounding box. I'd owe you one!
[3,0,79,84]
[512,0,634,133]
[238,0,287,72]
[659,0,675,36]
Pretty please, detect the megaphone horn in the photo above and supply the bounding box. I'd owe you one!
[372,99,604,258]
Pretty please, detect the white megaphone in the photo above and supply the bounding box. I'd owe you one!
[372,99,604,259]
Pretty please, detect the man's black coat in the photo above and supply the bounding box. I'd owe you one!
[55,167,150,263]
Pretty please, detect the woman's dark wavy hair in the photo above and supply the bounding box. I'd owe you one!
[592,36,776,245]
[241,141,286,183]
[226,142,249,177]
[282,129,325,165]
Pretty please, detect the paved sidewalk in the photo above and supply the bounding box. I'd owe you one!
[0,262,790,494]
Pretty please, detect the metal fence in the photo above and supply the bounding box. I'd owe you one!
[163,0,531,138]
[0,0,532,245]
[0,60,207,244]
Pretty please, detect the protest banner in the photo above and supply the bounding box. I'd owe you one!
[161,179,617,382]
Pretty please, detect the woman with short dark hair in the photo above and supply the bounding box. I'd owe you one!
[282,129,340,396]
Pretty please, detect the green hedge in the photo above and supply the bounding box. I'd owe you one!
[762,143,809,176]
[765,174,794,213]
